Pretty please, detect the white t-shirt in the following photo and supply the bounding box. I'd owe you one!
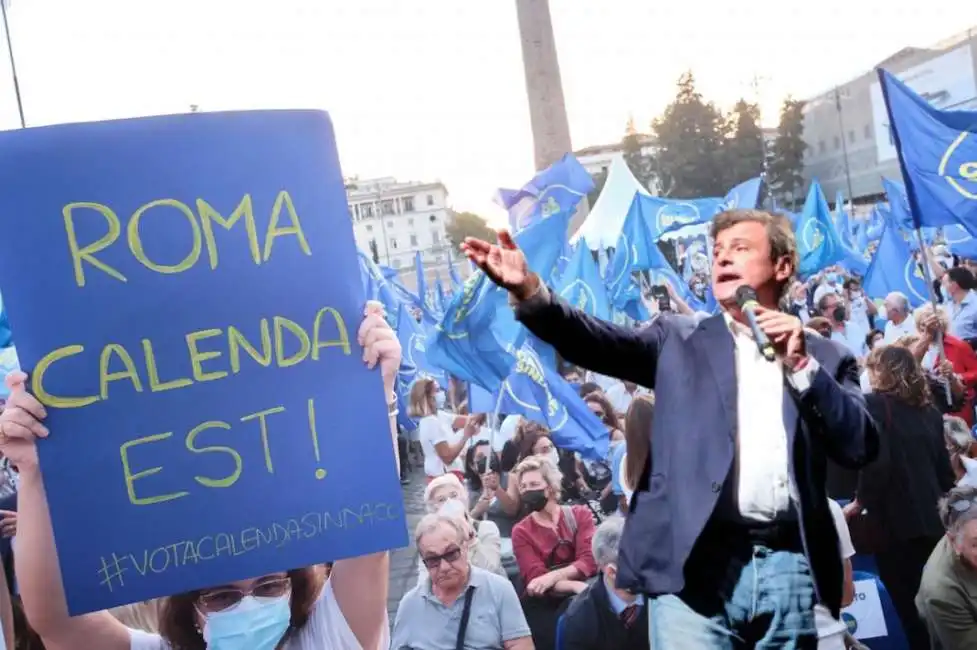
[619,453,634,506]
[129,579,388,650]
[419,412,466,477]
[883,315,917,344]
[815,499,856,650]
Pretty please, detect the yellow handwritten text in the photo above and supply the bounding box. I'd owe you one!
[30,307,349,409]
[62,191,311,288]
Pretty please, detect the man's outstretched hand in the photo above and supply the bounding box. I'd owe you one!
[461,231,538,300]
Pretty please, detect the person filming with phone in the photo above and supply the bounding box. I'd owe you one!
[461,208,878,649]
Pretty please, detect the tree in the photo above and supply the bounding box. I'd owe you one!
[445,210,496,251]
[767,97,807,209]
[723,99,765,187]
[651,72,728,197]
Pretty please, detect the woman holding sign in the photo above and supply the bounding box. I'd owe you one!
[0,304,400,650]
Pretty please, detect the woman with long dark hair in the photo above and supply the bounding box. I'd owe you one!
[619,394,654,510]
[852,345,955,649]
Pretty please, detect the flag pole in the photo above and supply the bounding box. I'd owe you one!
[914,227,952,402]
[1,0,24,128]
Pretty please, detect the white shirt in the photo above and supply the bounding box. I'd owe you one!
[883,315,917,344]
[816,499,856,650]
[605,381,641,415]
[419,412,467,477]
[130,578,388,650]
[830,322,868,358]
[728,316,818,522]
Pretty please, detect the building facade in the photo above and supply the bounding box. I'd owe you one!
[346,177,459,292]
[801,27,977,203]
[574,135,657,181]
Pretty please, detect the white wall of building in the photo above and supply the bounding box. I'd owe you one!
[346,177,461,292]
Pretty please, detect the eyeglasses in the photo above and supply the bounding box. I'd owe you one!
[197,577,291,613]
[421,546,463,569]
[950,498,977,514]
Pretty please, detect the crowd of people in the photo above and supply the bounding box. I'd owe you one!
[0,209,976,649]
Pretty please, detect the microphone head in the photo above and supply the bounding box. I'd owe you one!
[734,285,759,308]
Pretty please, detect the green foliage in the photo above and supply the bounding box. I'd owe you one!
[445,210,496,251]
[724,99,766,187]
[767,97,807,208]
[651,72,728,197]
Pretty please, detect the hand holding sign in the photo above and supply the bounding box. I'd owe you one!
[358,301,401,397]
[0,370,46,469]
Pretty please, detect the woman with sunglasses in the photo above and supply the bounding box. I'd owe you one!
[0,306,400,650]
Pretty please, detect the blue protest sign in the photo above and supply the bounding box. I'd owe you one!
[0,111,407,614]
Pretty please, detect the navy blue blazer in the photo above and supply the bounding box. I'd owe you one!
[514,290,878,617]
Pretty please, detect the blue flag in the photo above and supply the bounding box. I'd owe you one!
[554,243,611,320]
[795,181,845,277]
[396,304,447,389]
[495,154,594,235]
[627,194,725,240]
[427,210,571,392]
[878,68,977,233]
[497,344,609,461]
[723,177,763,210]
[863,218,931,307]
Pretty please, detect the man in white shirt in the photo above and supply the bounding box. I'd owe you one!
[818,293,868,358]
[817,500,856,650]
[882,292,916,343]
[463,208,878,649]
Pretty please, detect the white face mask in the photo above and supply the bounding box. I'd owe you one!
[437,498,467,519]
[434,391,446,409]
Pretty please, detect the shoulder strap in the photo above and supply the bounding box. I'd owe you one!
[454,586,476,650]
[561,505,578,539]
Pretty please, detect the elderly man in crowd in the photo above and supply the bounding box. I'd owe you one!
[391,514,534,650]
[561,517,649,650]
[917,485,977,649]
[883,292,916,343]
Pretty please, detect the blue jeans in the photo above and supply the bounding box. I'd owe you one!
[649,544,817,649]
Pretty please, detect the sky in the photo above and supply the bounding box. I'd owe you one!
[0,1,976,223]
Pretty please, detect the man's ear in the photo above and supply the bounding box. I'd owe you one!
[774,256,794,285]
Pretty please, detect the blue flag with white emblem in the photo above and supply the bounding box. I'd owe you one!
[863,217,931,307]
[497,343,609,461]
[495,154,594,235]
[627,193,725,240]
[878,68,977,234]
[795,181,845,278]
[554,243,611,321]
[427,210,571,392]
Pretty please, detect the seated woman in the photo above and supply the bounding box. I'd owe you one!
[0,304,398,650]
[464,440,520,537]
[917,485,977,649]
[498,423,588,517]
[421,474,504,577]
[510,456,598,650]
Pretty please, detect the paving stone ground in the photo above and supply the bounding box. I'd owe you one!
[387,468,427,625]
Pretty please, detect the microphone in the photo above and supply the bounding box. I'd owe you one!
[735,286,776,362]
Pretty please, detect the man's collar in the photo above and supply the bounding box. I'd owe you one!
[722,311,752,339]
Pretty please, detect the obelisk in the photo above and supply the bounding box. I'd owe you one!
[515,0,589,233]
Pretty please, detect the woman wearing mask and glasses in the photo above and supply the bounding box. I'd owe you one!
[0,306,400,650]
[498,423,589,517]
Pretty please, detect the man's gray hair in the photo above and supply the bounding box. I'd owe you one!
[939,485,977,534]
[591,515,626,568]
[944,415,973,456]
[885,292,910,314]
[414,513,467,548]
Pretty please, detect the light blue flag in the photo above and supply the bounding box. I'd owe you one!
[795,181,845,278]
[627,193,725,240]
[863,218,931,307]
[495,154,594,235]
[414,250,432,312]
[428,210,571,392]
[0,290,10,350]
[834,190,853,247]
[396,304,448,389]
[878,68,977,233]
[943,224,977,259]
[448,255,463,292]
[357,250,403,325]
[497,343,609,461]
[723,177,763,210]
[555,243,611,320]
[468,382,497,415]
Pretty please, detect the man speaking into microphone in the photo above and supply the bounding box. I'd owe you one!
[462,209,878,649]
